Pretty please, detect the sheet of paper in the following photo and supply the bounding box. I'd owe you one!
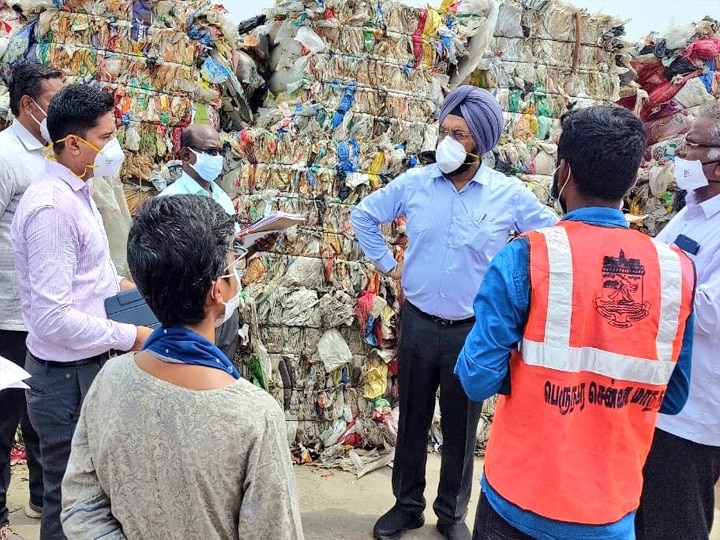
[0,356,31,392]
[238,212,306,248]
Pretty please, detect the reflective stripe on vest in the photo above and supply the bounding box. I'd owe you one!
[520,226,685,386]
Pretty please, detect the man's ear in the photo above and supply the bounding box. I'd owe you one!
[711,163,720,182]
[20,95,35,115]
[63,134,84,156]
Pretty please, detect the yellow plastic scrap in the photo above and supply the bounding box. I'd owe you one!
[422,9,443,69]
[364,360,389,400]
[368,153,385,191]
[438,0,457,14]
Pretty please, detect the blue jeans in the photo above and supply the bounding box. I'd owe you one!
[24,353,105,540]
[0,330,43,526]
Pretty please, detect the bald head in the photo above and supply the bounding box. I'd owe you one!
[181,124,220,150]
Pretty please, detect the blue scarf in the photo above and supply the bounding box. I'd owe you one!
[142,327,240,379]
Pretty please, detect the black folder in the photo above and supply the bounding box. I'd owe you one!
[105,289,160,328]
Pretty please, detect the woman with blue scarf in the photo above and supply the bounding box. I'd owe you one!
[60,194,304,539]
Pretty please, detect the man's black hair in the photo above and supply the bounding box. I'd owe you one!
[8,61,63,116]
[47,83,115,153]
[127,194,236,327]
[557,106,647,201]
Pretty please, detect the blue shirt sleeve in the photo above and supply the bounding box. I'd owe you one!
[455,237,531,402]
[350,173,409,273]
[659,310,694,415]
[512,181,559,233]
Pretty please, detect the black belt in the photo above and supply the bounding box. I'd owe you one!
[405,301,475,326]
[29,350,116,368]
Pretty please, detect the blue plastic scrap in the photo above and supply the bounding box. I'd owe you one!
[331,82,358,129]
[337,138,360,174]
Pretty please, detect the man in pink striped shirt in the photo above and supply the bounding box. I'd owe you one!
[10,83,152,540]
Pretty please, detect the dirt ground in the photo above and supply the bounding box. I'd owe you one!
[6,456,720,539]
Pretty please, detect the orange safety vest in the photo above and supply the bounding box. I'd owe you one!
[484,221,695,525]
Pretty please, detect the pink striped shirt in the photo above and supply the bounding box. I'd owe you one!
[10,160,136,362]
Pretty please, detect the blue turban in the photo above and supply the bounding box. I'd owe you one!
[439,86,504,154]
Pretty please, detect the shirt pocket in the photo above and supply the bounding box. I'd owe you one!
[461,216,503,259]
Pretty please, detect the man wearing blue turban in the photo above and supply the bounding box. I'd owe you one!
[351,86,558,540]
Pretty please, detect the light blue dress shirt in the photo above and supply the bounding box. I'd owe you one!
[350,163,558,320]
[159,172,234,213]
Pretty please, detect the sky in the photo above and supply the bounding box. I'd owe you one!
[220,0,718,41]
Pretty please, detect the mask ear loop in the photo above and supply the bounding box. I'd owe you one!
[51,135,102,177]
[557,165,571,202]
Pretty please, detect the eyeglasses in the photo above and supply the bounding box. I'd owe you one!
[680,140,720,166]
[438,127,472,142]
[219,242,248,279]
[189,146,223,157]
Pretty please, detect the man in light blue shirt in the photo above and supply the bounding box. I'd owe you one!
[351,86,558,540]
[159,124,240,359]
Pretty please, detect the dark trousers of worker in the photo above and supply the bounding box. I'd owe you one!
[472,492,534,540]
[392,302,482,525]
[0,330,43,526]
[216,308,240,361]
[24,352,106,540]
[636,428,720,540]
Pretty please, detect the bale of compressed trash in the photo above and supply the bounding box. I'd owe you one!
[619,17,719,235]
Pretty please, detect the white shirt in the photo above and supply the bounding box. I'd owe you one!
[0,121,50,331]
[655,191,720,446]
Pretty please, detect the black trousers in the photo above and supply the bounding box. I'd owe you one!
[0,330,43,526]
[25,353,106,540]
[392,302,482,525]
[636,428,720,540]
[472,492,535,540]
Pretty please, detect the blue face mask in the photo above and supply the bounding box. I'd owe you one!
[189,148,224,182]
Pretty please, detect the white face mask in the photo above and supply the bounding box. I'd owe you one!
[436,136,472,174]
[674,157,709,192]
[215,266,242,327]
[190,148,224,182]
[91,138,126,178]
[29,98,51,144]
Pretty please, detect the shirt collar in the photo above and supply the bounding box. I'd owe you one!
[686,190,720,219]
[46,159,89,192]
[430,162,489,186]
[179,171,215,195]
[11,120,45,152]
[562,206,629,228]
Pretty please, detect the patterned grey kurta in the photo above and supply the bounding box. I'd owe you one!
[61,354,304,540]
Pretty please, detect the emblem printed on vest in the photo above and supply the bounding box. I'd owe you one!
[595,249,650,328]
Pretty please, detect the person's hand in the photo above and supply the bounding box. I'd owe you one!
[119,278,136,292]
[245,232,279,258]
[254,232,279,253]
[388,260,404,281]
[131,326,153,351]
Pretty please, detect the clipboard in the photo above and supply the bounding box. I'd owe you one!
[105,289,160,328]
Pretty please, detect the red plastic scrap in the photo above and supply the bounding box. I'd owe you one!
[411,9,428,68]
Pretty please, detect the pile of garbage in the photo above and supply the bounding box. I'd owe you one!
[0,0,250,198]
[5,0,706,462]
[619,17,720,235]
[227,0,496,454]
[468,0,629,201]
[0,1,27,127]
